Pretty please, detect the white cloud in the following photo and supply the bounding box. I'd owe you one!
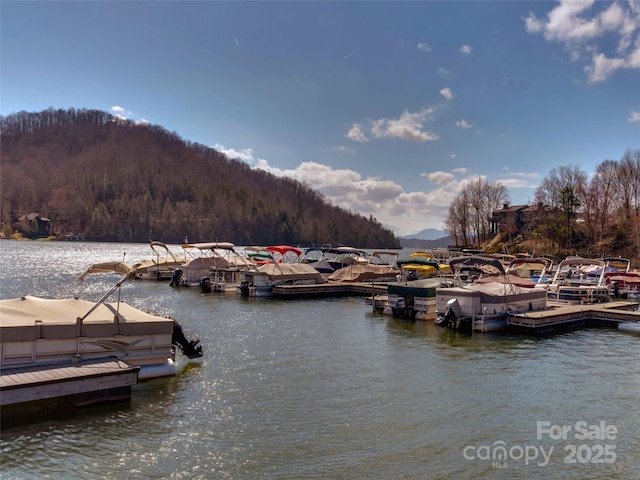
[427,171,457,187]
[346,123,369,143]
[440,87,454,100]
[524,12,544,33]
[460,44,472,55]
[585,53,626,82]
[456,119,472,129]
[628,111,640,122]
[330,145,356,154]
[370,108,439,142]
[109,106,149,125]
[219,143,541,235]
[437,66,449,76]
[110,105,134,120]
[417,42,431,52]
[214,144,261,165]
[524,0,640,82]
[221,149,501,233]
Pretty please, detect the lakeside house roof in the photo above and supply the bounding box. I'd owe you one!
[497,204,528,213]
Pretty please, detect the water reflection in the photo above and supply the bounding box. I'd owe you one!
[1,242,639,479]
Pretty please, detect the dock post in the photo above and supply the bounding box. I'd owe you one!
[372,282,375,313]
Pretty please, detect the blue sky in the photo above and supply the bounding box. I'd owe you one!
[1,1,639,236]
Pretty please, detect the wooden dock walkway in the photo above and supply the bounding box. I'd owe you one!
[272,281,388,298]
[0,357,140,407]
[506,301,640,334]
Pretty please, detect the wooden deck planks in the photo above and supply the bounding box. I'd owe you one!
[0,358,139,406]
[506,301,640,332]
[272,281,389,298]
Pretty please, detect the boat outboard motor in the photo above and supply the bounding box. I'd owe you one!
[200,276,212,293]
[239,280,250,297]
[436,298,465,331]
[169,269,183,287]
[172,320,203,359]
[395,297,409,319]
[611,281,619,299]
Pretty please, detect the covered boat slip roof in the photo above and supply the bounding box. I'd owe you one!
[0,296,174,342]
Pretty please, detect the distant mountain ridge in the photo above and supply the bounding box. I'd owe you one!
[398,229,452,249]
[402,228,446,240]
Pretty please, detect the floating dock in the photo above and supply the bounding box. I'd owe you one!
[0,357,140,407]
[272,281,388,298]
[506,301,640,335]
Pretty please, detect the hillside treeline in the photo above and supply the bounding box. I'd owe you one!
[0,108,399,247]
[444,154,640,263]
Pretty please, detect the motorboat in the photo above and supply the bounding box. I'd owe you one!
[170,242,255,292]
[132,240,186,281]
[602,257,640,299]
[607,272,640,299]
[327,262,400,283]
[505,256,553,285]
[301,246,369,274]
[396,252,451,281]
[546,257,611,305]
[0,262,203,385]
[383,276,455,320]
[435,256,548,333]
[238,245,326,297]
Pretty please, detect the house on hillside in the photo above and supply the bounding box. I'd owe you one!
[520,203,559,233]
[18,213,51,238]
[490,204,527,236]
[490,203,559,237]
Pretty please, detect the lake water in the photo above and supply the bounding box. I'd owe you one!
[0,241,639,479]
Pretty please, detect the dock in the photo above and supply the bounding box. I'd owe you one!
[506,301,640,335]
[0,357,140,407]
[272,281,388,298]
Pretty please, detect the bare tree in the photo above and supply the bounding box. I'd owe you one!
[445,178,509,247]
[584,159,618,245]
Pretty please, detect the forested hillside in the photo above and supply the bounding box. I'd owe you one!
[0,108,399,247]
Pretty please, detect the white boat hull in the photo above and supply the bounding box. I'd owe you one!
[436,284,548,332]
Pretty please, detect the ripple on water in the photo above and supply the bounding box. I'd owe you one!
[1,242,639,479]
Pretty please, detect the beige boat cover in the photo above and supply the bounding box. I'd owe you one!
[328,264,399,282]
[0,296,173,341]
[254,263,327,281]
[81,261,135,279]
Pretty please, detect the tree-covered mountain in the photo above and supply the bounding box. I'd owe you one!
[0,108,399,247]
